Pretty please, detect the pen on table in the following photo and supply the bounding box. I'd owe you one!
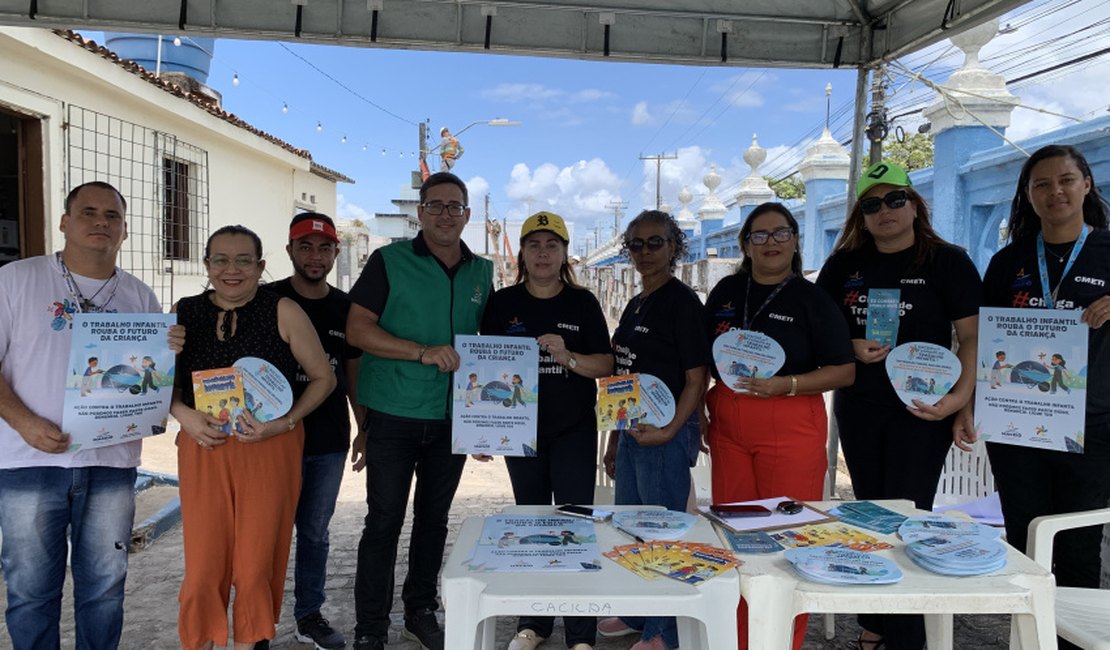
[612,523,646,544]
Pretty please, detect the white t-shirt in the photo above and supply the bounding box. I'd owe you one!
[0,254,162,469]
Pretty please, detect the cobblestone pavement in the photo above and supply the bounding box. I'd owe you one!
[0,432,1014,649]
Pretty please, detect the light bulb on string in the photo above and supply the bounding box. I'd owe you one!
[173,36,182,47]
[282,102,288,114]
[381,148,386,156]
[341,135,347,144]
[316,122,323,133]
[399,151,404,158]
[232,73,240,87]
[362,144,367,151]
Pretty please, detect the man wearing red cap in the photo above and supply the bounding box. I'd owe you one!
[268,212,362,650]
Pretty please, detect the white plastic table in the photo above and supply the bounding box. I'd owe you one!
[441,505,740,650]
[736,499,1056,650]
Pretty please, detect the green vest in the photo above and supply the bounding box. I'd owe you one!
[359,239,492,420]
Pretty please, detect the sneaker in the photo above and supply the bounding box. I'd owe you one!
[295,612,346,649]
[352,635,385,650]
[629,636,668,650]
[597,617,637,638]
[402,609,444,650]
[507,629,545,650]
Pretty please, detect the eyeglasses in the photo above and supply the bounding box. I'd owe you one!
[626,236,671,253]
[207,254,257,270]
[745,227,795,245]
[860,189,909,215]
[421,202,468,217]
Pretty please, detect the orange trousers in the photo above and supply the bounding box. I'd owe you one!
[177,425,304,649]
[706,384,828,650]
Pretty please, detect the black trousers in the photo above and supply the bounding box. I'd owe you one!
[505,426,599,647]
[834,392,956,650]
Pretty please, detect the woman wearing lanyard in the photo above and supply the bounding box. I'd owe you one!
[705,203,855,650]
[964,145,1110,630]
[597,210,711,650]
[816,161,981,650]
[480,211,614,650]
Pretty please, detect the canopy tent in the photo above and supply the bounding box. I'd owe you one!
[0,1,1025,69]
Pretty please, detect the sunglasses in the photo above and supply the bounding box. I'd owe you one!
[627,235,671,253]
[745,227,795,246]
[860,189,909,215]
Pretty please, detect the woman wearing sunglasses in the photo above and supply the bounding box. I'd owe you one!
[480,211,614,650]
[815,161,981,650]
[598,210,711,650]
[971,145,1110,643]
[704,203,855,650]
[171,225,335,650]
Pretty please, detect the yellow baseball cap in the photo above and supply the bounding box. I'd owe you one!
[520,211,570,243]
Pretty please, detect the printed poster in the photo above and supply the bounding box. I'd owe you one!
[865,288,901,347]
[451,335,539,456]
[467,514,602,572]
[975,307,1087,453]
[62,313,176,452]
[596,373,675,431]
[711,329,786,393]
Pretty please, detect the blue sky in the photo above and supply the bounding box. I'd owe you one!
[91,0,1109,254]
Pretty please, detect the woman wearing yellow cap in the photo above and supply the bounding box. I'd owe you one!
[815,161,981,650]
[479,211,614,650]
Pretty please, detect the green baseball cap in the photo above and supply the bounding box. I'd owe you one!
[856,160,912,199]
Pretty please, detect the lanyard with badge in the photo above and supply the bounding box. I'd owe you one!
[743,274,794,330]
[1036,226,1088,309]
[56,252,119,313]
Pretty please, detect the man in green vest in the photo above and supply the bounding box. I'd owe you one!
[346,172,492,650]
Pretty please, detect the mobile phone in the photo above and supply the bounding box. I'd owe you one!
[709,503,772,518]
[557,504,613,521]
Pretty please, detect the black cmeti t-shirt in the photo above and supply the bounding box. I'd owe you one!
[481,283,612,440]
[267,278,361,456]
[612,276,712,407]
[705,272,854,381]
[815,243,981,404]
[982,228,1110,422]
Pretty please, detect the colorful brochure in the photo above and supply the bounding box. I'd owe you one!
[604,540,739,584]
[596,373,675,431]
[885,342,961,407]
[865,288,902,347]
[451,335,540,456]
[829,501,908,535]
[719,529,784,554]
[192,367,245,435]
[975,307,1088,453]
[711,329,786,392]
[467,514,602,572]
[768,522,894,552]
[62,313,177,451]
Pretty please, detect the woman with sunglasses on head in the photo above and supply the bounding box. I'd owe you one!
[815,162,981,650]
[597,210,711,650]
[968,146,1110,647]
[170,225,335,650]
[705,203,855,650]
[479,212,614,650]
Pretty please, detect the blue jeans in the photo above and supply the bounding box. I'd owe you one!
[353,412,466,639]
[294,451,347,621]
[614,415,697,649]
[0,466,137,650]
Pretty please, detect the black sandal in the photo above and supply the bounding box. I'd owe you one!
[851,631,886,650]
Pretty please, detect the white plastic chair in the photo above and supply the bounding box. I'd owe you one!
[1023,507,1110,649]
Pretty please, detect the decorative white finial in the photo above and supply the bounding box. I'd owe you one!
[703,163,721,193]
[743,133,767,175]
[923,16,1017,133]
[678,185,693,207]
[950,18,999,70]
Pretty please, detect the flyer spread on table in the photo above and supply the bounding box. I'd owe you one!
[975,307,1087,453]
[62,313,177,451]
[451,335,539,456]
[467,515,602,572]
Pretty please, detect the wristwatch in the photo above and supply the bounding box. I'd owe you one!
[567,353,578,370]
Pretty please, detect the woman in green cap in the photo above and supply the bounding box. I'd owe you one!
[816,161,981,650]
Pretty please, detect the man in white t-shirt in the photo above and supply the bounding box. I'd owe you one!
[0,181,182,650]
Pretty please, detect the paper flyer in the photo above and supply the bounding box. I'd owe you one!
[865,288,902,348]
[611,509,696,541]
[467,515,602,572]
[768,522,894,552]
[975,307,1088,453]
[62,313,176,452]
[596,373,675,431]
[885,342,961,407]
[451,335,539,456]
[711,329,786,392]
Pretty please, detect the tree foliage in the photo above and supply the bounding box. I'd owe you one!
[880,133,935,171]
[766,175,806,200]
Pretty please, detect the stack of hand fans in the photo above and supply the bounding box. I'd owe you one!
[899,515,1007,576]
[784,547,903,585]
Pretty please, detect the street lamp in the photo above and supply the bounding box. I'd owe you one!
[421,118,522,174]
[452,117,522,138]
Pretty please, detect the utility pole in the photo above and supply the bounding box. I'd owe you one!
[865,66,888,164]
[606,199,628,239]
[640,152,678,209]
[484,193,490,256]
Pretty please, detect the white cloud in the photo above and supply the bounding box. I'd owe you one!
[465,175,491,206]
[337,194,372,221]
[502,159,624,236]
[480,83,563,102]
[710,71,774,109]
[631,101,654,125]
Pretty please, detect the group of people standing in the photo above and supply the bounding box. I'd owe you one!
[0,143,1107,650]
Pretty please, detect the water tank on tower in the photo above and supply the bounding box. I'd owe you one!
[103,33,215,84]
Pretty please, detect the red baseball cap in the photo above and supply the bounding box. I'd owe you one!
[289,216,339,243]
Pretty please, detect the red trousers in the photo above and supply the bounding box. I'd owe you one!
[706,384,828,650]
[177,426,304,649]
